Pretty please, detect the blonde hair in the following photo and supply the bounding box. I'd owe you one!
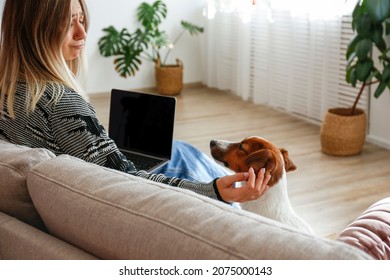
[0,0,89,118]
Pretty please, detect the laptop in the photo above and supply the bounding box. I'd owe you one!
[108,88,176,172]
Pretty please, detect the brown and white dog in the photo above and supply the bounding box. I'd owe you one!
[210,136,313,233]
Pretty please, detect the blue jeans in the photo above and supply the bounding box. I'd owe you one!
[153,140,232,182]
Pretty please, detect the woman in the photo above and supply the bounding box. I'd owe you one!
[0,0,270,204]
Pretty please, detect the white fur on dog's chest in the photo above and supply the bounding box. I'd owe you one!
[242,172,313,234]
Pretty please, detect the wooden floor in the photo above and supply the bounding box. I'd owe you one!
[90,85,390,238]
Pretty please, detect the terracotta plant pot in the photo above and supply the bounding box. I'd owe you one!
[320,108,367,156]
[155,59,183,96]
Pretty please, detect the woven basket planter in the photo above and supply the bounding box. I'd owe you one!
[155,59,183,96]
[320,108,367,156]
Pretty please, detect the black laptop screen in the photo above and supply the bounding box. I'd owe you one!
[108,89,176,158]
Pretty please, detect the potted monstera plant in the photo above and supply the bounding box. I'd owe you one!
[98,0,204,95]
[320,0,390,156]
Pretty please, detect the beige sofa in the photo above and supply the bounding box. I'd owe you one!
[0,139,372,260]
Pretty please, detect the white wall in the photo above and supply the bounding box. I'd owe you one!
[86,0,207,94]
[365,48,390,149]
[367,89,390,149]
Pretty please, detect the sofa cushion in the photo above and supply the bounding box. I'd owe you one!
[337,197,390,260]
[27,155,371,260]
[0,139,55,230]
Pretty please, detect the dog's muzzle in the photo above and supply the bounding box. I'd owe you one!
[210,140,231,167]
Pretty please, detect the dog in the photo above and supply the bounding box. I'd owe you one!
[210,136,313,233]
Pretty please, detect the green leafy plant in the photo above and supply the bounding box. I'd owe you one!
[346,0,390,115]
[98,0,204,78]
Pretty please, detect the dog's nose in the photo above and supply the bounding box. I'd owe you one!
[210,140,216,147]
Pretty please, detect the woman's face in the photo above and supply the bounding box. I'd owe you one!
[62,0,86,61]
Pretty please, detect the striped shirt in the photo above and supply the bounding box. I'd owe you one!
[0,82,220,200]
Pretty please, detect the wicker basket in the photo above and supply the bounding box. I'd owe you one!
[155,59,183,96]
[320,108,367,156]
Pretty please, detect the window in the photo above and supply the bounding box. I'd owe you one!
[202,0,367,123]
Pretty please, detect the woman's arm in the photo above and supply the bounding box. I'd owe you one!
[50,91,222,200]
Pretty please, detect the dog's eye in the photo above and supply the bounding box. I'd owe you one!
[239,143,248,155]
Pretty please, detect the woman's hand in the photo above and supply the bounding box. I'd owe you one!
[216,167,271,203]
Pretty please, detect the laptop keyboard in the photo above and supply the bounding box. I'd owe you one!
[122,151,163,171]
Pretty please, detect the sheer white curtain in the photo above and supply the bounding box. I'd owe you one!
[201,0,254,100]
[201,0,366,123]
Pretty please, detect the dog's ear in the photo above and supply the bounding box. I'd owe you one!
[280,148,297,172]
[244,149,276,173]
